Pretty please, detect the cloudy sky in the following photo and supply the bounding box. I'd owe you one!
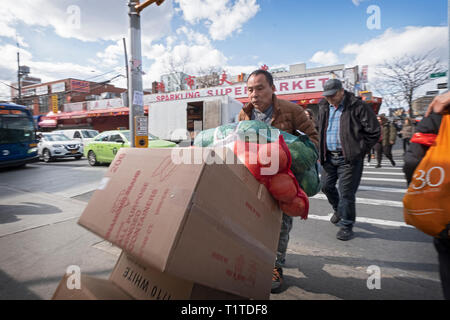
[0,0,447,112]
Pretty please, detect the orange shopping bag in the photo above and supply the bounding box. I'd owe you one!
[403,114,450,237]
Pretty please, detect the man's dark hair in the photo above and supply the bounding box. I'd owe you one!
[305,108,314,118]
[247,69,274,87]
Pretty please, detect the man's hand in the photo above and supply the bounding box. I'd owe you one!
[425,91,450,117]
[390,141,394,145]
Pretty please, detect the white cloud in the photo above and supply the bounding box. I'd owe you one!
[175,0,260,40]
[95,41,125,67]
[0,42,99,83]
[351,0,369,6]
[176,27,211,46]
[339,26,448,113]
[174,0,226,23]
[0,0,173,42]
[341,26,447,68]
[309,50,339,66]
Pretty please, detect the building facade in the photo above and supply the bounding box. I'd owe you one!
[11,78,126,118]
[41,62,382,132]
[160,72,188,92]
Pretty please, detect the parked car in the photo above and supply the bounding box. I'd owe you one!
[84,130,177,166]
[38,133,83,162]
[52,129,99,154]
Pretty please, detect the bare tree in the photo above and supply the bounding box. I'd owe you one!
[375,51,443,117]
[162,55,191,91]
[371,78,404,112]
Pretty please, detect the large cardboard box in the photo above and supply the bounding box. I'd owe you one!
[52,274,132,300]
[110,252,246,300]
[78,147,282,299]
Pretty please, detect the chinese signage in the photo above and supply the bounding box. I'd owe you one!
[51,95,58,113]
[87,98,123,111]
[70,79,90,93]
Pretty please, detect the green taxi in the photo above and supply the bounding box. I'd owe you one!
[84,130,177,166]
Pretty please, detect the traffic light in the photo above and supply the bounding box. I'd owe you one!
[135,0,165,13]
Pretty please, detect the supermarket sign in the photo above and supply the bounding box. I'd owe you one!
[144,74,331,103]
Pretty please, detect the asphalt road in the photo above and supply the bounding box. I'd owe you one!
[0,141,445,300]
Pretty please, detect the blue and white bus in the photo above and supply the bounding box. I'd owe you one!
[0,103,39,168]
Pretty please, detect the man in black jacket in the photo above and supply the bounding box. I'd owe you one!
[318,79,380,240]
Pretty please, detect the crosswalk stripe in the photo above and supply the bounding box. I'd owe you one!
[363,171,405,175]
[308,213,413,228]
[358,185,407,193]
[361,177,406,182]
[364,166,403,170]
[311,193,403,207]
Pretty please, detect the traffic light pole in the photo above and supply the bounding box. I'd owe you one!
[127,0,165,147]
[128,0,144,147]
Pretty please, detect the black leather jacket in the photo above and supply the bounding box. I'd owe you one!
[318,91,381,164]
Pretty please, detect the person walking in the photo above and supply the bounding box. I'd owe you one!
[238,69,318,293]
[403,111,449,299]
[318,79,380,241]
[400,118,414,154]
[304,108,319,133]
[404,91,450,300]
[374,114,397,168]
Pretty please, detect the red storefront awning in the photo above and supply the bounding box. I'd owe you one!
[53,106,149,120]
[56,110,89,120]
[38,119,57,127]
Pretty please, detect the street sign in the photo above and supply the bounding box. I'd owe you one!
[426,90,439,96]
[437,83,448,89]
[430,72,447,78]
[51,95,58,113]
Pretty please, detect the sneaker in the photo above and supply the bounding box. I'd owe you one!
[375,164,381,168]
[336,227,354,241]
[271,267,283,293]
[391,160,396,167]
[330,212,341,225]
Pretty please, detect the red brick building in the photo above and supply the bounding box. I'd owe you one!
[12,78,126,117]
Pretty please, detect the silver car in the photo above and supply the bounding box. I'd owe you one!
[38,133,83,162]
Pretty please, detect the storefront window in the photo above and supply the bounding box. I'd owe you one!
[39,96,48,113]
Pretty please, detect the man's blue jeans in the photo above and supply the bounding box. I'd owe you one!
[275,213,293,268]
[320,154,364,228]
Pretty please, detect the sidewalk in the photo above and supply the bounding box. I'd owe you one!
[0,185,118,299]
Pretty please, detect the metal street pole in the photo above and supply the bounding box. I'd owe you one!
[127,0,164,147]
[123,37,129,107]
[128,0,144,148]
[17,52,22,105]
